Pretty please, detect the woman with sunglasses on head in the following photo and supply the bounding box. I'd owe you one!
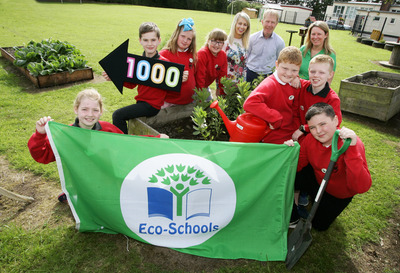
[223,12,251,83]
[195,28,228,97]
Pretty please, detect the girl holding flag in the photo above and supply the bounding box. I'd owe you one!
[28,88,123,203]
[28,88,167,203]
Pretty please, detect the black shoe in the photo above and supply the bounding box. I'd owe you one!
[297,205,309,219]
[57,192,68,203]
[298,192,309,206]
[289,203,300,229]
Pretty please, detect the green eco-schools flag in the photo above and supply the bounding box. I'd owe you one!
[46,121,299,261]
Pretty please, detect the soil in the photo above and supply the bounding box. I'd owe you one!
[152,117,230,141]
[353,75,400,88]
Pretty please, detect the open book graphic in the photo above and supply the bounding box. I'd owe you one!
[186,188,212,220]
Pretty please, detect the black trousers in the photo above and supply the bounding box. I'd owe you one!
[295,164,353,231]
[245,68,269,84]
[112,101,160,134]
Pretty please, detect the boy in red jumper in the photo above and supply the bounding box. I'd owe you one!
[292,55,342,143]
[103,22,169,134]
[196,28,228,97]
[285,103,372,230]
[243,46,301,144]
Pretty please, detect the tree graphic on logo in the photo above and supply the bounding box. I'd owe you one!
[148,164,211,218]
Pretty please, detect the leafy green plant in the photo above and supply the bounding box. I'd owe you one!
[191,77,255,141]
[13,39,88,76]
[191,105,211,140]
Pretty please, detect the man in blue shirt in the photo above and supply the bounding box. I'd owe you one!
[246,9,285,84]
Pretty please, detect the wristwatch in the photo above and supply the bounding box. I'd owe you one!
[299,125,307,133]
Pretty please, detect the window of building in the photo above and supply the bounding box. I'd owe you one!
[390,18,396,24]
[333,5,345,17]
[345,6,356,19]
[373,16,380,21]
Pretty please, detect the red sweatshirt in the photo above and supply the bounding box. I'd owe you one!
[296,80,342,131]
[195,46,227,94]
[123,55,169,110]
[298,133,372,199]
[28,120,123,164]
[243,74,299,144]
[160,49,196,105]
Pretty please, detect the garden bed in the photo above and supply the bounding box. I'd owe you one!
[0,46,93,88]
[152,117,229,141]
[339,71,400,121]
[127,103,229,141]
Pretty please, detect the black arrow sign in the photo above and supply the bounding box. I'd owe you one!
[99,39,184,94]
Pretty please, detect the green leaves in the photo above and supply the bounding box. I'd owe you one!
[191,77,257,141]
[13,38,89,77]
[191,105,210,139]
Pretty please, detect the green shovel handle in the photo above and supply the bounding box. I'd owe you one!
[331,129,352,162]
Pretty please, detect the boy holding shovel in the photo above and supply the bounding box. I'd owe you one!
[284,102,372,231]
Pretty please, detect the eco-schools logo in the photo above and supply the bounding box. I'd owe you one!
[120,153,236,248]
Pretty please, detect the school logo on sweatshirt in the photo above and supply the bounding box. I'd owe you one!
[120,153,236,248]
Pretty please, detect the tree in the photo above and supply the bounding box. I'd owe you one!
[304,0,334,20]
[280,0,303,6]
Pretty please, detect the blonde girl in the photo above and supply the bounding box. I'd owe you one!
[27,88,123,203]
[223,12,251,82]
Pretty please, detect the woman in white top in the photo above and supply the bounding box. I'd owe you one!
[223,12,251,82]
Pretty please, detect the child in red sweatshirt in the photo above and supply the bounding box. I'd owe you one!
[160,18,197,106]
[243,46,302,144]
[103,22,169,134]
[285,103,372,231]
[292,54,342,143]
[196,28,228,97]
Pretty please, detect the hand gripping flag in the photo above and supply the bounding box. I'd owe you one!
[46,122,299,261]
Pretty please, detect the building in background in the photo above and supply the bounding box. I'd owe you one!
[259,3,312,25]
[325,1,400,40]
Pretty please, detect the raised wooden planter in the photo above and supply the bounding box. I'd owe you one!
[128,103,195,135]
[339,71,400,121]
[0,46,93,88]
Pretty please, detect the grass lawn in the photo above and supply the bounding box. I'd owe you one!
[0,0,399,272]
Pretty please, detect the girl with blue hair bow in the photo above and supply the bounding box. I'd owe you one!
[160,18,197,106]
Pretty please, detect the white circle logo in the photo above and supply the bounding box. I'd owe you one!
[120,153,236,248]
